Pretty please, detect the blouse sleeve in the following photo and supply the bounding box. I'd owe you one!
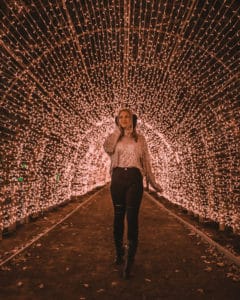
[103,127,121,155]
[141,135,162,191]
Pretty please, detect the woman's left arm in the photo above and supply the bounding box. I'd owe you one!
[141,135,163,193]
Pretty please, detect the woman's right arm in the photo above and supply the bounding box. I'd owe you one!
[103,127,121,155]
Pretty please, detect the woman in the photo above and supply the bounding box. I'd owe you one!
[103,108,163,279]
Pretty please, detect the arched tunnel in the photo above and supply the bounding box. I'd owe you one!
[0,0,240,299]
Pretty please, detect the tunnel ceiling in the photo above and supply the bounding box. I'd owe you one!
[1,0,239,133]
[0,1,240,232]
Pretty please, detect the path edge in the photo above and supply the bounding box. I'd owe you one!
[146,192,240,267]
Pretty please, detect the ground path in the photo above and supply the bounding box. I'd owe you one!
[0,186,239,299]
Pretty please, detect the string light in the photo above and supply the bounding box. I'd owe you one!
[0,0,239,234]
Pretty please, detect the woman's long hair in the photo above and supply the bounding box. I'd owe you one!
[117,108,138,142]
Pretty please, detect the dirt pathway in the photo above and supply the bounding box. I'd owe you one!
[0,186,239,299]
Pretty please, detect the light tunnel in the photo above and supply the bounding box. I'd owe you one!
[0,0,239,236]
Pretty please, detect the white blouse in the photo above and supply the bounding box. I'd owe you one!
[103,127,161,190]
[115,135,143,172]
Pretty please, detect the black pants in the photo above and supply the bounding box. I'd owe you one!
[110,167,143,244]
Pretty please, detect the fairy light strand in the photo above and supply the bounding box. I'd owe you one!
[0,0,239,234]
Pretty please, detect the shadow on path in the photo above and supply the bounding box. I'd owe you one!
[0,186,239,299]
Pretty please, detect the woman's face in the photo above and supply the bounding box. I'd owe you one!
[118,110,132,129]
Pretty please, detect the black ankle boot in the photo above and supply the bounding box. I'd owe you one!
[123,240,138,279]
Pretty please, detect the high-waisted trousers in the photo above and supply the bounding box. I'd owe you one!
[110,167,143,244]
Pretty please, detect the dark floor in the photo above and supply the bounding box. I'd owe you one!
[0,186,240,300]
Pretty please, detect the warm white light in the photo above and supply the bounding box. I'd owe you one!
[0,0,239,234]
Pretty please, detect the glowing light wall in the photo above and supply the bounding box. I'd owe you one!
[0,0,239,233]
